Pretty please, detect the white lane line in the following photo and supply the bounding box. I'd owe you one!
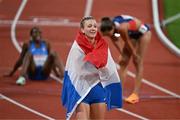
[117,109,149,120]
[115,64,180,98]
[10,0,28,53]
[0,20,79,27]
[0,20,155,28]
[127,69,180,98]
[84,0,93,17]
[0,94,55,120]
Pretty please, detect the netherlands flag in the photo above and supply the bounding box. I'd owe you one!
[61,31,122,120]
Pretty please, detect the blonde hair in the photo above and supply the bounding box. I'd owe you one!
[80,16,95,28]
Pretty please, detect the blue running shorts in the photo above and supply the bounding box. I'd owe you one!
[82,83,106,105]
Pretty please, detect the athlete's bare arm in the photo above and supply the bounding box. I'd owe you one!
[4,43,28,77]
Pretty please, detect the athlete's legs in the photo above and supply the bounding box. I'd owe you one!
[133,31,151,94]
[20,52,36,77]
[16,52,35,85]
[42,51,64,78]
[76,103,90,120]
[119,46,132,91]
[121,44,140,103]
[90,103,106,119]
[52,52,64,78]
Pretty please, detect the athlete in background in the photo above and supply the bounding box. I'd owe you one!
[100,15,151,104]
[4,27,64,85]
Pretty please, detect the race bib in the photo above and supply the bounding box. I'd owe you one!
[33,55,48,66]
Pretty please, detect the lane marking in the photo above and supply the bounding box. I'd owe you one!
[127,70,180,98]
[118,109,149,120]
[0,94,55,120]
[0,20,155,28]
[84,0,93,17]
[0,19,79,27]
[10,0,28,53]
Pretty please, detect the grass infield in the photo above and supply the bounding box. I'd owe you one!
[163,0,180,48]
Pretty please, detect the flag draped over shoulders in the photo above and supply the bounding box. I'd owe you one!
[61,31,122,120]
[76,31,108,68]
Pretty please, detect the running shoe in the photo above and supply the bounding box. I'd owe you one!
[16,76,26,85]
[125,93,139,104]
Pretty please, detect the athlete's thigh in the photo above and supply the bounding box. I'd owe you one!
[120,46,132,65]
[76,103,90,119]
[27,54,36,74]
[137,31,151,57]
[90,103,106,119]
[41,54,54,75]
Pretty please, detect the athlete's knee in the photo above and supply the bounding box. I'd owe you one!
[47,51,59,64]
[133,58,143,71]
[49,51,57,58]
[119,56,129,66]
[76,111,88,120]
[25,51,33,59]
[119,60,126,66]
[23,52,34,65]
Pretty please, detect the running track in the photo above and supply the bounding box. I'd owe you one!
[0,0,179,119]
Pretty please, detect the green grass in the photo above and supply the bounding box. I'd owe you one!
[163,0,180,48]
